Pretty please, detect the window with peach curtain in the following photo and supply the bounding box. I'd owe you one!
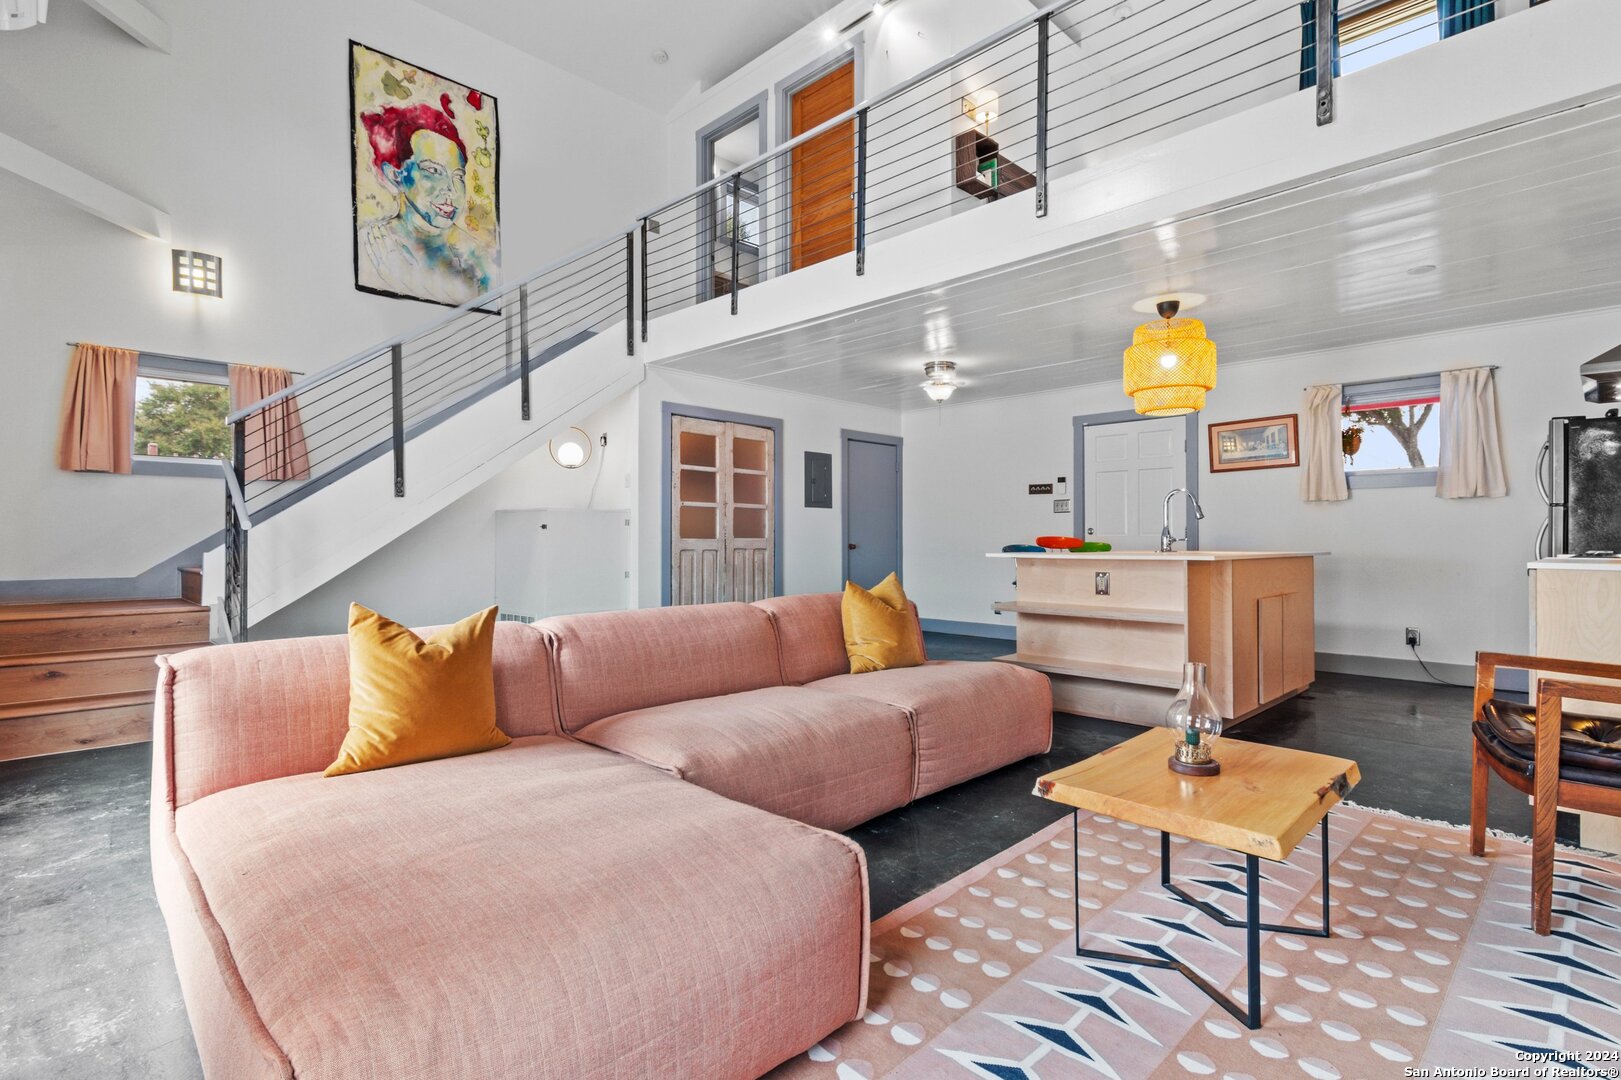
[57,344,139,473]
[229,365,311,483]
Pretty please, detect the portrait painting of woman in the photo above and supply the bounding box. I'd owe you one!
[350,42,500,307]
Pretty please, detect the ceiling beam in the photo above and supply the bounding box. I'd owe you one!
[81,0,171,53]
[0,130,171,240]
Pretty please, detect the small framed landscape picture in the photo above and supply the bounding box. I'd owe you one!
[1208,414,1299,473]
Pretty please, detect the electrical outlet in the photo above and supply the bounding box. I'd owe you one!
[1405,627,1421,647]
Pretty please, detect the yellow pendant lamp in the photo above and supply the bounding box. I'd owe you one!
[1123,300,1217,416]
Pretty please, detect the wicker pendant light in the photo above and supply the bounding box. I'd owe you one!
[1123,300,1217,417]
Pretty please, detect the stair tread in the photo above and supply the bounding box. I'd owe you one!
[0,691,154,721]
[0,598,207,622]
[0,642,210,669]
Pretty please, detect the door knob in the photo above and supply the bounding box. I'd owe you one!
[1086,528,1094,535]
[848,543,858,550]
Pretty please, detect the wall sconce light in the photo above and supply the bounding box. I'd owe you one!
[172,250,222,297]
[548,426,594,469]
[962,89,999,134]
[920,359,962,404]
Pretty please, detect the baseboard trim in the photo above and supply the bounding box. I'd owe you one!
[1314,650,1523,691]
[920,617,1017,641]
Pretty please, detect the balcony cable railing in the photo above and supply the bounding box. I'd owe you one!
[221,0,1414,638]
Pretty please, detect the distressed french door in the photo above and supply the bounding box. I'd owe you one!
[671,416,775,604]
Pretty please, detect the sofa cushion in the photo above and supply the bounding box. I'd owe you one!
[325,604,509,777]
[172,736,868,1080]
[813,660,1053,797]
[574,686,915,830]
[541,603,783,733]
[755,593,928,685]
[162,621,556,808]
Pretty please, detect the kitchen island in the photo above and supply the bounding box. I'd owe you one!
[987,550,1325,726]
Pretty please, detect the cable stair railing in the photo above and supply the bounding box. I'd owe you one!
[221,0,1405,639]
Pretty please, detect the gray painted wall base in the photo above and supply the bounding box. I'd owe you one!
[0,530,222,602]
[916,619,1503,691]
[920,617,1016,640]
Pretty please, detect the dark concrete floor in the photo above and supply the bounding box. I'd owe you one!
[0,632,1558,1079]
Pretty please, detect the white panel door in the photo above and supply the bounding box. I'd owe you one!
[1082,417,1188,551]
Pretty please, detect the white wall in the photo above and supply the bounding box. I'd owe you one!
[0,0,661,585]
[253,389,639,638]
[902,306,1621,669]
[635,366,903,606]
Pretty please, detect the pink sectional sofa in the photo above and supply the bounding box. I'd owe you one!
[152,595,1051,1079]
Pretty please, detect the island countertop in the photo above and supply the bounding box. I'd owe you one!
[1528,557,1621,572]
[986,550,1329,561]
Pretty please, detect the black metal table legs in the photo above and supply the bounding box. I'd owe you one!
[1071,811,1332,1030]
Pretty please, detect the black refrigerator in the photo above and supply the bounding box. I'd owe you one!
[1545,415,1621,556]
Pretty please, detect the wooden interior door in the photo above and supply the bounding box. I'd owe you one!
[671,416,775,605]
[724,424,774,602]
[790,61,855,270]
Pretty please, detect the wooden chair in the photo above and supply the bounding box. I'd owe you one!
[1472,652,1621,935]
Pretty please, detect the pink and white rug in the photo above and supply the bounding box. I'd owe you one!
[772,805,1621,1079]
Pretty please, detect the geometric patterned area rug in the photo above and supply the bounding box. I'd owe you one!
[771,805,1621,1079]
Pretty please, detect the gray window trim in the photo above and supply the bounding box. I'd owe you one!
[1341,372,1442,489]
[132,351,231,478]
[1347,466,1437,490]
[694,93,769,305]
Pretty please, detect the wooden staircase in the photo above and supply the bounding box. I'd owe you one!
[0,598,212,762]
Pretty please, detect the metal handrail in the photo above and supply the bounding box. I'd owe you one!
[637,0,1086,222]
[228,233,630,423]
[217,457,252,529]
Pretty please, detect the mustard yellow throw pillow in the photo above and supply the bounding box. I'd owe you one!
[842,573,926,674]
[324,604,509,777]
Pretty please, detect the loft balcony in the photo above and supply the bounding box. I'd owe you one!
[634,0,1621,406]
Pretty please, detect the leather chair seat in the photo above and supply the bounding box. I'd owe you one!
[1475,697,1621,783]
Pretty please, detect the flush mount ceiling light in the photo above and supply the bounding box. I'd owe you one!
[548,426,593,469]
[172,250,222,297]
[1123,300,1217,416]
[921,359,962,404]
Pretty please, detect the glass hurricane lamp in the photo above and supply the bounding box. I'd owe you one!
[1165,661,1223,776]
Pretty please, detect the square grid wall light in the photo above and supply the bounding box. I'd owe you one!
[172,249,222,297]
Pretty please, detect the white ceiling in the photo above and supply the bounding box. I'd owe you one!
[657,94,1621,409]
[414,0,847,110]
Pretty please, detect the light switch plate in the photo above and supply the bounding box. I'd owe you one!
[1053,498,1071,514]
[1095,572,1110,595]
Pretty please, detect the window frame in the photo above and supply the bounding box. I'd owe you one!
[131,353,232,479]
[1341,372,1441,490]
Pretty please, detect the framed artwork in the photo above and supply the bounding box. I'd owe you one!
[1208,414,1300,473]
[350,41,500,308]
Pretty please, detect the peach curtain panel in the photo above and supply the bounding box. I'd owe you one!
[229,365,311,483]
[56,344,139,473]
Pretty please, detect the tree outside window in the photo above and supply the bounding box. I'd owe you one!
[1341,385,1440,472]
[134,377,231,460]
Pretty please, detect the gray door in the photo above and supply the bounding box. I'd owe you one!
[844,434,901,588]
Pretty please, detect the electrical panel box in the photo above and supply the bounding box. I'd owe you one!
[805,451,833,508]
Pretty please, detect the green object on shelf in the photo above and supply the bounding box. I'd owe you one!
[1065,542,1113,552]
[978,156,999,189]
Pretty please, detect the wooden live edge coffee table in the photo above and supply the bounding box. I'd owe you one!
[1035,729,1360,1030]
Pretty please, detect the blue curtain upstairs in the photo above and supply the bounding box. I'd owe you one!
[1439,0,1494,38]
[1299,0,1341,90]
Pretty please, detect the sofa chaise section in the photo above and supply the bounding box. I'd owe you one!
[755,593,1054,796]
[545,603,920,829]
[152,623,868,1080]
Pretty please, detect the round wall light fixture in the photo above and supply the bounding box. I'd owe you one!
[548,426,593,469]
